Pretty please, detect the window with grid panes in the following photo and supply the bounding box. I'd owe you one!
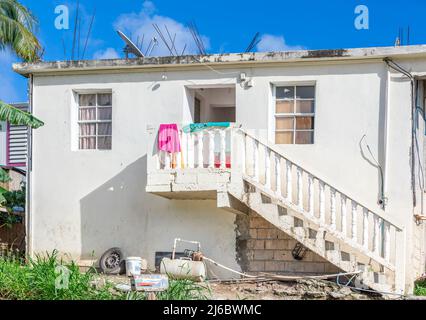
[78,93,112,150]
[275,86,315,144]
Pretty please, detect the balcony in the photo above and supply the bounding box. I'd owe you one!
[146,124,237,200]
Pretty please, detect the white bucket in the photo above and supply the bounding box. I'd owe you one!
[126,257,147,277]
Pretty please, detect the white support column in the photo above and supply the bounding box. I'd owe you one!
[362,208,369,250]
[307,175,314,216]
[164,151,171,169]
[319,181,325,224]
[341,195,347,236]
[275,153,282,197]
[220,130,226,169]
[373,216,380,255]
[286,160,292,203]
[197,131,204,168]
[264,146,271,189]
[296,167,303,210]
[188,133,195,168]
[351,201,358,242]
[330,188,336,230]
[253,139,259,181]
[241,133,246,174]
[383,222,391,261]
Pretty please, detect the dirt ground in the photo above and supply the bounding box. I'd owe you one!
[98,274,385,300]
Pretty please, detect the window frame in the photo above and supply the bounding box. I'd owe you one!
[77,93,113,150]
[274,85,316,145]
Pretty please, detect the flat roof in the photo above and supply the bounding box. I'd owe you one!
[13,45,426,76]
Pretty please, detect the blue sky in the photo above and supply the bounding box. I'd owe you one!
[2,0,426,102]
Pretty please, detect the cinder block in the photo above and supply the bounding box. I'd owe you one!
[265,261,285,272]
[273,250,292,261]
[254,250,274,261]
[249,261,265,272]
[249,229,257,238]
[249,217,272,229]
[247,239,265,250]
[303,262,326,273]
[175,173,197,184]
[265,240,287,250]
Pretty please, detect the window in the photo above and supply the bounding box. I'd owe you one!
[275,85,315,144]
[78,93,112,150]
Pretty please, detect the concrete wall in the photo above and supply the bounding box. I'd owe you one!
[29,57,426,279]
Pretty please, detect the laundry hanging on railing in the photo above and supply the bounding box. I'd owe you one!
[182,122,231,133]
[158,124,181,153]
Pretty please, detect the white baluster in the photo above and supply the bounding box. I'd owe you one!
[286,161,292,202]
[197,131,204,168]
[220,130,226,169]
[330,188,336,230]
[373,216,380,255]
[341,195,347,236]
[363,208,369,250]
[384,222,391,261]
[253,139,259,181]
[307,175,314,216]
[188,133,195,168]
[297,167,303,210]
[208,131,215,168]
[164,151,171,169]
[351,201,358,242]
[181,131,188,168]
[275,154,282,197]
[265,146,271,189]
[319,181,325,224]
[241,133,246,174]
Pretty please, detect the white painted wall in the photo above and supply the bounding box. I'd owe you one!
[29,58,426,279]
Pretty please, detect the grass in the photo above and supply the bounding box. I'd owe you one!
[0,251,211,300]
[414,279,426,296]
[0,186,7,204]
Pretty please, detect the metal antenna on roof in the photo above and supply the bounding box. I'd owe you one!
[407,26,410,46]
[71,0,80,60]
[153,23,175,56]
[164,25,179,56]
[245,32,261,53]
[188,21,206,55]
[82,8,96,60]
[77,16,82,59]
[148,37,158,56]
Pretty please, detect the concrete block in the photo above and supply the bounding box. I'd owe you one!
[254,250,274,261]
[249,261,265,272]
[249,229,257,238]
[273,250,292,261]
[175,173,197,184]
[249,217,271,229]
[265,261,285,272]
[247,239,265,250]
[265,240,287,250]
[303,262,326,273]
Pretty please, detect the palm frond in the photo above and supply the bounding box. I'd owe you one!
[0,100,43,128]
[0,0,41,62]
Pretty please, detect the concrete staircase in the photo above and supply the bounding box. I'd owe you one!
[221,129,406,295]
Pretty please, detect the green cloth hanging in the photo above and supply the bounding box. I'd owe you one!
[182,122,231,133]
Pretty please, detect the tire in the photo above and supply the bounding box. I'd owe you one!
[99,247,125,275]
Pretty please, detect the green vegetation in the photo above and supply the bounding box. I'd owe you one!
[415,279,426,296]
[0,251,211,300]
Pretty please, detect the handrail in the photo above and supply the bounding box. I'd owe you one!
[238,128,403,231]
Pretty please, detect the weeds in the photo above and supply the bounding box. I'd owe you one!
[415,279,426,296]
[0,251,211,300]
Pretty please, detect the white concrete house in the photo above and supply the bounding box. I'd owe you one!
[13,45,426,295]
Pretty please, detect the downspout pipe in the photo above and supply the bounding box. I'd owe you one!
[383,58,418,212]
[25,74,33,258]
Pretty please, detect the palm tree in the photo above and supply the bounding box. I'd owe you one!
[0,0,43,182]
[0,0,43,128]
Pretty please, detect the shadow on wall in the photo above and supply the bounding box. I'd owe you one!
[79,155,240,278]
[79,156,150,261]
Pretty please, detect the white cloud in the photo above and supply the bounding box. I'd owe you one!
[93,48,120,60]
[256,34,304,52]
[113,1,210,57]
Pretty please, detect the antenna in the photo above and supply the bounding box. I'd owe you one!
[82,8,96,60]
[245,32,261,53]
[71,0,80,60]
[117,30,144,58]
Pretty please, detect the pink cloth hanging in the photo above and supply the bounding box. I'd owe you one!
[158,124,181,153]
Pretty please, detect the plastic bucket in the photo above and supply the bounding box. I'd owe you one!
[126,257,146,277]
